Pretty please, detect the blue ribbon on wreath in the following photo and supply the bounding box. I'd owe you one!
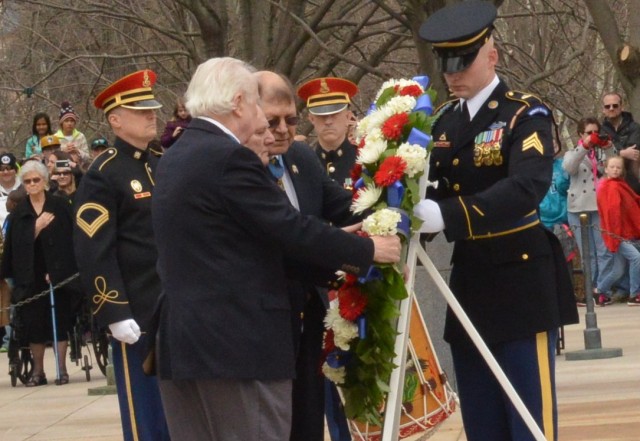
[357,315,367,339]
[358,266,383,284]
[387,181,405,208]
[327,349,352,368]
[407,127,432,149]
[413,94,433,115]
[412,75,430,89]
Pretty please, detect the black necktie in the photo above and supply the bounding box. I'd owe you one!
[461,101,470,124]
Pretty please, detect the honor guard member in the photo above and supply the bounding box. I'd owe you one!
[414,2,578,441]
[297,77,358,188]
[73,70,170,441]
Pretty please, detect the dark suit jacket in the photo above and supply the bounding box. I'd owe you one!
[281,142,354,343]
[428,80,578,346]
[152,118,374,381]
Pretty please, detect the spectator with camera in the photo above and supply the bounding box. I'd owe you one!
[563,117,618,306]
[601,92,640,194]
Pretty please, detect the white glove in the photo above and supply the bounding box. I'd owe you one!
[414,199,445,233]
[109,319,141,344]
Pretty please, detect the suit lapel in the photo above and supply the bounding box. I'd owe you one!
[282,150,308,213]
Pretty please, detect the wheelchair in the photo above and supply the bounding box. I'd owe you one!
[67,297,110,380]
[7,309,34,387]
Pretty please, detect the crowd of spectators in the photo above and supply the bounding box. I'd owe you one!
[540,92,640,307]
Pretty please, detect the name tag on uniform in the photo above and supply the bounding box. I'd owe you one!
[134,192,151,199]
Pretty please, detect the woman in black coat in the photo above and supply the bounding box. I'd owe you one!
[0,160,80,386]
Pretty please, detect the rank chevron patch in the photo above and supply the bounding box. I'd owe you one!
[76,203,109,238]
[522,132,544,155]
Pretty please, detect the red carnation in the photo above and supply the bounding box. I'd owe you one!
[399,85,423,98]
[343,273,359,287]
[350,163,363,183]
[381,113,409,140]
[374,156,407,187]
[338,284,368,321]
[323,329,336,355]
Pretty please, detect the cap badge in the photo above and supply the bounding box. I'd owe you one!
[488,101,498,109]
[130,180,143,193]
[320,78,330,94]
[1,156,9,164]
[142,71,151,87]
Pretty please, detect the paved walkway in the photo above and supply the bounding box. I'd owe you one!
[0,303,638,440]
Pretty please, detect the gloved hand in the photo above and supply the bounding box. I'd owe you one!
[414,199,445,233]
[109,319,141,344]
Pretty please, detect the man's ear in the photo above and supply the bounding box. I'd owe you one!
[107,112,120,129]
[231,93,243,117]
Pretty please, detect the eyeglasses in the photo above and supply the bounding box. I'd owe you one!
[267,116,299,129]
[603,104,620,110]
[584,130,598,135]
[23,177,42,185]
[54,171,72,177]
[91,138,108,149]
[0,166,13,172]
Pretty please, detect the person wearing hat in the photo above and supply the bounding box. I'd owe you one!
[73,70,169,441]
[414,2,578,440]
[54,101,89,162]
[39,135,61,164]
[89,136,110,161]
[0,153,21,227]
[297,77,358,188]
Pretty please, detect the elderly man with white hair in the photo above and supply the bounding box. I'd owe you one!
[152,57,401,440]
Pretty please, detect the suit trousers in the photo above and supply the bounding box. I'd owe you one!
[159,377,292,441]
[451,330,558,441]
[111,337,170,441]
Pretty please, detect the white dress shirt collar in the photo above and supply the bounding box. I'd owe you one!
[197,116,241,144]
[460,75,500,120]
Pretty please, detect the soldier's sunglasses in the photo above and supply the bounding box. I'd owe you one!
[268,116,299,129]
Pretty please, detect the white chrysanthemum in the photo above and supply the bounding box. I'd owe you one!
[351,183,382,214]
[324,308,358,350]
[356,137,387,165]
[381,95,416,115]
[362,209,402,236]
[397,143,427,178]
[322,362,346,384]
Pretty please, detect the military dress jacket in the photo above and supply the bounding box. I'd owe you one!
[73,138,161,332]
[314,137,357,188]
[427,80,578,346]
[152,118,374,381]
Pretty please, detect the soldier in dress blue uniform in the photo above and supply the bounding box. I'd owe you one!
[414,2,578,440]
[298,77,358,188]
[73,70,170,441]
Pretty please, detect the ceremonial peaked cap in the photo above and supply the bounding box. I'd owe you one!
[297,77,358,116]
[94,70,163,114]
[419,1,497,74]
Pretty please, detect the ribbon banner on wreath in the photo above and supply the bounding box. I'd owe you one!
[321,76,457,438]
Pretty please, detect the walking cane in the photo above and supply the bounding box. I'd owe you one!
[49,281,62,385]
